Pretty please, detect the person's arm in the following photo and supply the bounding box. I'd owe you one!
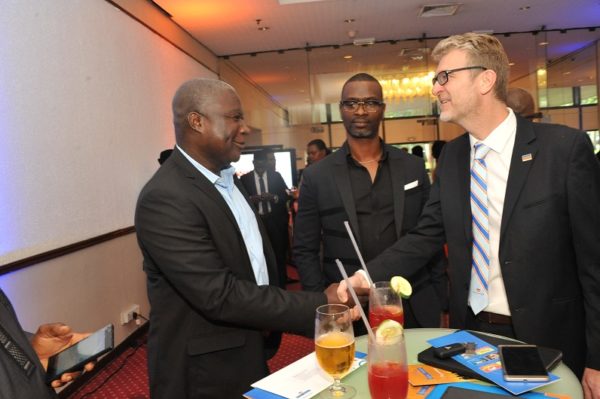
[567,132,600,399]
[30,323,93,388]
[292,170,327,291]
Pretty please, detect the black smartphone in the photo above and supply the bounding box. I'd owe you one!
[45,323,114,384]
[498,344,549,382]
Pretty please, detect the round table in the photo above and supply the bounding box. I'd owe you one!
[341,328,583,399]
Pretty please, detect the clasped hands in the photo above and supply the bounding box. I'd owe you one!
[324,272,371,320]
[31,323,94,388]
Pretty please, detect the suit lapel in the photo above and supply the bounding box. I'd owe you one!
[332,146,361,245]
[388,150,406,238]
[455,136,472,240]
[172,149,240,232]
[500,117,538,241]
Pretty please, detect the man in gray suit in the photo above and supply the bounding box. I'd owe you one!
[294,73,448,329]
[342,34,600,398]
[135,78,362,398]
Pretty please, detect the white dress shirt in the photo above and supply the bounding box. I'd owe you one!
[468,108,517,315]
[177,145,270,285]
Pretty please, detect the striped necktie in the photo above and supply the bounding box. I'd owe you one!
[469,142,492,315]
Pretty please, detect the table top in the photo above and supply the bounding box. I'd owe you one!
[342,328,582,399]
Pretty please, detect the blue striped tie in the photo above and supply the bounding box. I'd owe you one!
[469,142,492,315]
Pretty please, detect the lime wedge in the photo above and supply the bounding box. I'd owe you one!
[390,276,412,299]
[375,319,403,345]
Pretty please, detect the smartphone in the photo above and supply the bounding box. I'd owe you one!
[45,324,114,384]
[498,344,549,382]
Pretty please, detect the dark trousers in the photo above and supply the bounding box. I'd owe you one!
[260,212,289,288]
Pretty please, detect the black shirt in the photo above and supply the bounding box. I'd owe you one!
[346,144,397,262]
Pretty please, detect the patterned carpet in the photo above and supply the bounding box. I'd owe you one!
[66,266,313,398]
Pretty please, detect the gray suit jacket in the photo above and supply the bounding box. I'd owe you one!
[135,148,326,398]
[368,117,600,376]
[293,142,448,327]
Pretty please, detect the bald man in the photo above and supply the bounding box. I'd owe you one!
[135,78,362,398]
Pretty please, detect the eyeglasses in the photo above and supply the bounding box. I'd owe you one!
[339,99,384,112]
[432,66,487,86]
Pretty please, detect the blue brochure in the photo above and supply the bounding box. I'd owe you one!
[428,331,559,395]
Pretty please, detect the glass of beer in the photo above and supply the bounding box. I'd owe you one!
[369,281,404,329]
[368,323,408,399]
[314,304,356,398]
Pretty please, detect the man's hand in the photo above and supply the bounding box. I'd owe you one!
[337,272,370,303]
[324,283,369,307]
[31,323,93,388]
[583,367,600,399]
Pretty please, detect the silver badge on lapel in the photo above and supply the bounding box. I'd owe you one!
[521,153,533,162]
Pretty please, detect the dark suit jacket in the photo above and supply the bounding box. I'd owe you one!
[240,169,289,223]
[369,117,600,376]
[293,142,448,327]
[135,148,326,398]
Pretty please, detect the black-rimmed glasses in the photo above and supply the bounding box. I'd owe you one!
[339,100,384,113]
[432,66,487,86]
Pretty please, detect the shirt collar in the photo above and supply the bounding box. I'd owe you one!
[344,139,389,163]
[176,145,235,192]
[469,108,517,155]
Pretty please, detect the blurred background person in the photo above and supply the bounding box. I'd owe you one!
[241,148,291,288]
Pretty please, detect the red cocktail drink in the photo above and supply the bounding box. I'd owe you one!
[369,304,404,329]
[368,361,408,399]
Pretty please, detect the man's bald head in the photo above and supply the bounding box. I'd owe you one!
[506,87,535,117]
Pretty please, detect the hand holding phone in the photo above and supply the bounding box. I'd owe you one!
[498,344,549,382]
[45,324,114,384]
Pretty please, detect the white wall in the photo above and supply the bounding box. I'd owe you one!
[0,0,217,345]
[0,0,215,265]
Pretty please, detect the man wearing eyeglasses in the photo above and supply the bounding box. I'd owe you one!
[341,33,600,398]
[294,73,448,331]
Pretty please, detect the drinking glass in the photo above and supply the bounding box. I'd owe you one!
[368,332,408,399]
[368,281,404,329]
[314,304,356,398]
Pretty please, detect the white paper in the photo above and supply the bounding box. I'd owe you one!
[404,180,419,190]
[251,352,365,399]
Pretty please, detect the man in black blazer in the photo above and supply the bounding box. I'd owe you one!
[341,34,600,397]
[294,73,448,329]
[241,149,290,288]
[135,78,361,398]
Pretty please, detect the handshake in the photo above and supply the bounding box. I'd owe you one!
[323,273,371,320]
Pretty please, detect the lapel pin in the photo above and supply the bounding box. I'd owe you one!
[521,153,533,162]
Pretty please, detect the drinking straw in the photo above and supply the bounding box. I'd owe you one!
[343,221,373,286]
[335,259,375,341]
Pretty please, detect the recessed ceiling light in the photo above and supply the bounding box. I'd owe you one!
[419,3,462,17]
[509,62,515,66]
[519,5,530,10]
[563,71,571,75]
[258,26,270,31]
[538,41,549,46]
[344,18,355,23]
[343,55,353,59]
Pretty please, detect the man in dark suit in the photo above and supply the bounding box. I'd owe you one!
[241,149,290,288]
[135,78,361,398]
[294,73,448,329]
[341,34,600,397]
